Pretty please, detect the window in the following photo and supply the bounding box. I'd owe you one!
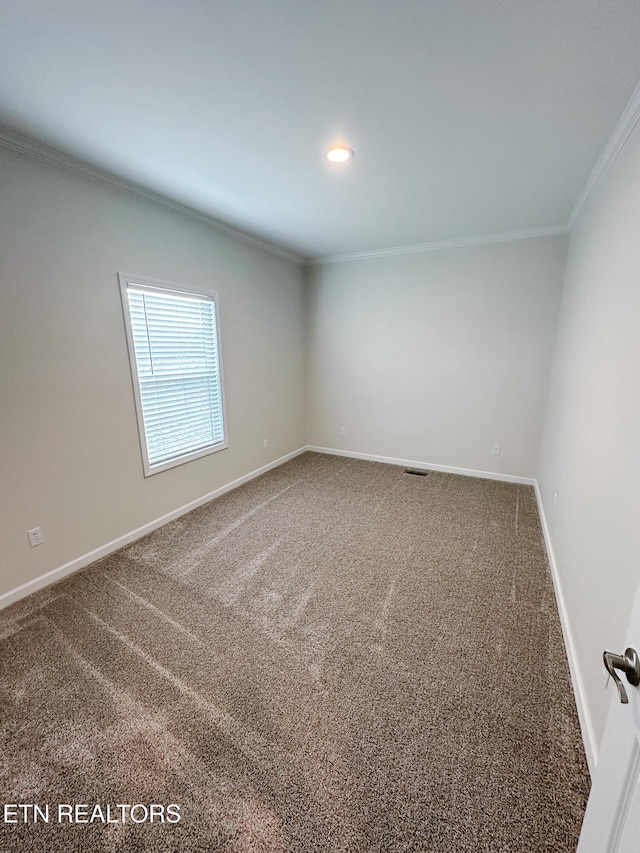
[119,274,227,476]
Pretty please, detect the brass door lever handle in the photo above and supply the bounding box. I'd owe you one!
[603,648,640,704]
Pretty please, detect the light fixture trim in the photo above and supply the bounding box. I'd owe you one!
[325,145,354,163]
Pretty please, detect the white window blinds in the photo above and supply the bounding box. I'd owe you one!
[120,277,226,475]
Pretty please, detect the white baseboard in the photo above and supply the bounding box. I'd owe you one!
[0,447,307,612]
[534,481,598,776]
[306,445,536,485]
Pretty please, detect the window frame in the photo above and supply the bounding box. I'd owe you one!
[118,272,228,477]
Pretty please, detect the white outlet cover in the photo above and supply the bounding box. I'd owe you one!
[27,527,43,547]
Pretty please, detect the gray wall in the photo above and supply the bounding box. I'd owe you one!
[0,146,305,599]
[537,118,640,756]
[305,237,567,477]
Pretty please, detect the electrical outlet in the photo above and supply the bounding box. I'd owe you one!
[492,445,501,456]
[27,527,43,548]
[339,427,346,436]
[263,438,268,449]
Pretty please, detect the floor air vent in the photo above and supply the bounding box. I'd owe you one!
[404,468,430,477]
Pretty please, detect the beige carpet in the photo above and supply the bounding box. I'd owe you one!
[0,452,589,851]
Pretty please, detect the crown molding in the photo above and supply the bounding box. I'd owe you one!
[569,76,640,229]
[0,126,303,265]
[306,224,570,266]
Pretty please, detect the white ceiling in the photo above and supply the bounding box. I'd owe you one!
[1,1,640,260]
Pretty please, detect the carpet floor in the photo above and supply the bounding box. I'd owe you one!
[0,452,589,851]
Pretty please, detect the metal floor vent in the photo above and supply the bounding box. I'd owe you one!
[404,468,430,477]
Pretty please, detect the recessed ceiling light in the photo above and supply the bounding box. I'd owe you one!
[325,145,354,163]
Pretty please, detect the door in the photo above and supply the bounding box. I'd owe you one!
[577,582,640,852]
